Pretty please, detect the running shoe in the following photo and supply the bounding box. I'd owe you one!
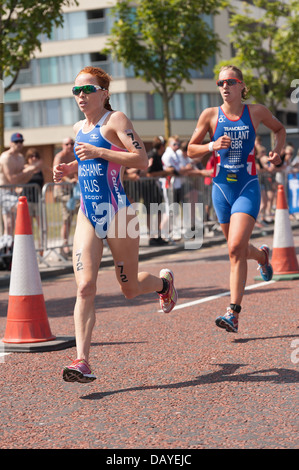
[215,308,238,333]
[258,244,273,281]
[62,358,97,383]
[159,268,178,313]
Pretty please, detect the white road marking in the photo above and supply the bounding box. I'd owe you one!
[0,352,10,360]
[1,282,277,357]
[160,280,276,312]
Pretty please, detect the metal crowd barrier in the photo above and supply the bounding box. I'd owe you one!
[0,183,43,268]
[0,182,79,268]
[124,175,215,239]
[13,168,299,267]
[0,176,217,267]
[41,182,80,265]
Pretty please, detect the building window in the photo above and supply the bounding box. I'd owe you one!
[131,93,147,119]
[57,55,73,83]
[22,101,43,128]
[39,9,108,42]
[4,90,21,103]
[61,98,84,125]
[35,53,108,86]
[5,92,220,130]
[40,11,88,41]
[87,9,106,36]
[183,93,197,120]
[110,93,129,115]
[68,11,88,39]
[152,94,163,120]
[199,94,210,113]
[20,98,83,129]
[22,101,41,128]
[40,57,59,85]
[170,94,183,120]
[46,100,60,126]
[4,103,21,129]
[287,112,297,127]
[89,53,110,74]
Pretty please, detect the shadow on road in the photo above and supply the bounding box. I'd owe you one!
[234,333,299,343]
[80,362,299,401]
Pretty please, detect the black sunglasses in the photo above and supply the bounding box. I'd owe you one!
[216,78,243,87]
[14,140,24,144]
[72,84,107,95]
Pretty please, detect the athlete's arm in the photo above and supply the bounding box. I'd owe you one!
[53,161,78,183]
[188,107,231,160]
[53,122,80,183]
[250,104,285,166]
[75,111,148,170]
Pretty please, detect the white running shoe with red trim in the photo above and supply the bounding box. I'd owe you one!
[158,269,178,313]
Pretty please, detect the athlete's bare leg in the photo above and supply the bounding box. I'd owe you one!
[72,210,103,362]
[221,212,266,307]
[107,207,163,299]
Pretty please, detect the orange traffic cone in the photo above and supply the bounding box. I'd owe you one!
[271,184,299,280]
[1,196,75,352]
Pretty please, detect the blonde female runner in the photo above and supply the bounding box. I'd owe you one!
[188,65,285,333]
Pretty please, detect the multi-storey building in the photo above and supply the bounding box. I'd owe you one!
[3,0,298,177]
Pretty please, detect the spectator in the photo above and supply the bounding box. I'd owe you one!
[0,133,42,236]
[291,148,299,170]
[258,146,276,224]
[179,140,212,232]
[255,136,272,225]
[53,137,78,257]
[282,144,294,173]
[160,136,183,239]
[179,140,212,178]
[161,135,183,204]
[275,145,292,185]
[23,148,44,247]
[203,153,216,222]
[146,136,174,245]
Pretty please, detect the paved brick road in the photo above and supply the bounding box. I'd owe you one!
[0,231,298,452]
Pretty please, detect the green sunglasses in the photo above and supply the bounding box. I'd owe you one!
[72,84,107,95]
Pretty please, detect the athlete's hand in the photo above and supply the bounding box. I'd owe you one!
[268,151,281,166]
[75,142,98,161]
[53,163,69,183]
[214,135,231,151]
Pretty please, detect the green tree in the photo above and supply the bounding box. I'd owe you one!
[217,0,299,115]
[104,0,228,139]
[0,0,78,152]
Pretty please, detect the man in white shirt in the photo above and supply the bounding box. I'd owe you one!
[161,136,183,202]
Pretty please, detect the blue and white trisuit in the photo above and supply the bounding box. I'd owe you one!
[74,111,131,238]
[211,105,261,224]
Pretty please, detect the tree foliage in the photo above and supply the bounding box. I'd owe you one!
[0,0,78,151]
[104,0,228,138]
[217,0,299,114]
[1,0,78,89]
